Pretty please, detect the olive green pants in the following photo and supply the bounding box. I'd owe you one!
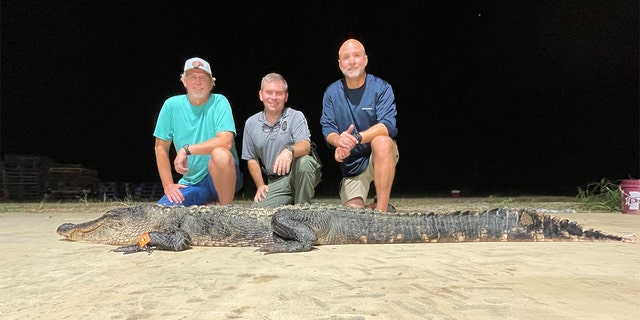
[251,155,322,207]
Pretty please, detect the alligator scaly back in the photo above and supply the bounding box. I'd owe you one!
[56,203,633,254]
[258,206,629,253]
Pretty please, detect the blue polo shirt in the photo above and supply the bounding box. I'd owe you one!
[321,74,398,177]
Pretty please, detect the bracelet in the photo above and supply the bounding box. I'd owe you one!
[182,144,191,155]
[286,146,294,156]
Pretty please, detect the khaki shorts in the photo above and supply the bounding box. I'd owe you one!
[339,141,399,203]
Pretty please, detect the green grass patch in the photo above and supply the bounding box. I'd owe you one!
[576,179,622,212]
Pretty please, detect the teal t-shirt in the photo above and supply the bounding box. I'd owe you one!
[153,93,239,185]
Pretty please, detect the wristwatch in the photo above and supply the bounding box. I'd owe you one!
[353,132,363,144]
[285,146,294,156]
[182,144,191,155]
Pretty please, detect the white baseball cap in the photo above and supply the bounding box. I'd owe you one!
[183,57,212,76]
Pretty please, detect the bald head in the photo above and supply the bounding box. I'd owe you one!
[337,39,368,84]
[338,39,366,59]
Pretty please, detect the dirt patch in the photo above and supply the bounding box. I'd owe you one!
[1,197,638,319]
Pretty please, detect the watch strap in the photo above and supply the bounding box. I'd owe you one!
[353,132,363,144]
[286,146,294,156]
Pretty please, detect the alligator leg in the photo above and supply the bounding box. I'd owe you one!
[111,229,192,254]
[259,209,317,254]
[111,244,155,254]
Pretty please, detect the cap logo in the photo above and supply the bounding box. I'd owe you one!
[184,57,212,76]
[192,60,204,69]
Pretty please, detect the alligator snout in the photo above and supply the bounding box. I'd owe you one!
[56,223,76,236]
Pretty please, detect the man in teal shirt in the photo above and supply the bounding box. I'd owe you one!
[154,57,243,206]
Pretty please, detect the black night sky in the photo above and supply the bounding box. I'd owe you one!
[2,0,638,198]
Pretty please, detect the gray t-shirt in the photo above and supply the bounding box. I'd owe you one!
[242,107,311,175]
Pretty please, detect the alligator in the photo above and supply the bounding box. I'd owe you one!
[56,203,634,254]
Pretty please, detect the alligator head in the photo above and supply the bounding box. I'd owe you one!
[56,204,169,245]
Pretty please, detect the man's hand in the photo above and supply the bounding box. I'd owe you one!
[334,147,351,162]
[272,148,294,176]
[173,150,189,174]
[163,183,187,204]
[336,124,359,150]
[254,185,269,202]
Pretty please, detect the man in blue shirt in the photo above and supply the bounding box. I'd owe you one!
[320,39,399,212]
[153,57,243,206]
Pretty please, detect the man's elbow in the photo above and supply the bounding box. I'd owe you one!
[216,132,235,150]
[219,140,233,150]
[379,122,396,138]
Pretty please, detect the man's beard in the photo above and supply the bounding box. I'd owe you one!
[190,92,210,100]
[342,68,363,79]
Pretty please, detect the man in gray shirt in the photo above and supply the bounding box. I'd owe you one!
[242,73,322,207]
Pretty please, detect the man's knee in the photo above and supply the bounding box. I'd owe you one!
[371,137,398,165]
[370,136,394,152]
[294,155,320,172]
[208,147,234,169]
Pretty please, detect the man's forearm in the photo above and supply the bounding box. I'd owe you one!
[358,123,389,144]
[192,132,234,154]
[291,140,311,157]
[156,158,174,187]
[154,146,174,187]
[247,160,265,187]
[326,132,340,147]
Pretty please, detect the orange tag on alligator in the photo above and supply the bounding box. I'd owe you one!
[138,232,151,247]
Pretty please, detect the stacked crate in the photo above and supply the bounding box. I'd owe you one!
[98,181,133,201]
[47,165,99,199]
[133,182,164,200]
[2,154,52,200]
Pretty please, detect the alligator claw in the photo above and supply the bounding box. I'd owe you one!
[257,243,317,254]
[257,244,288,255]
[256,246,278,255]
[111,244,155,255]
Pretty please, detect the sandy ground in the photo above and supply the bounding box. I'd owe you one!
[0,197,639,320]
